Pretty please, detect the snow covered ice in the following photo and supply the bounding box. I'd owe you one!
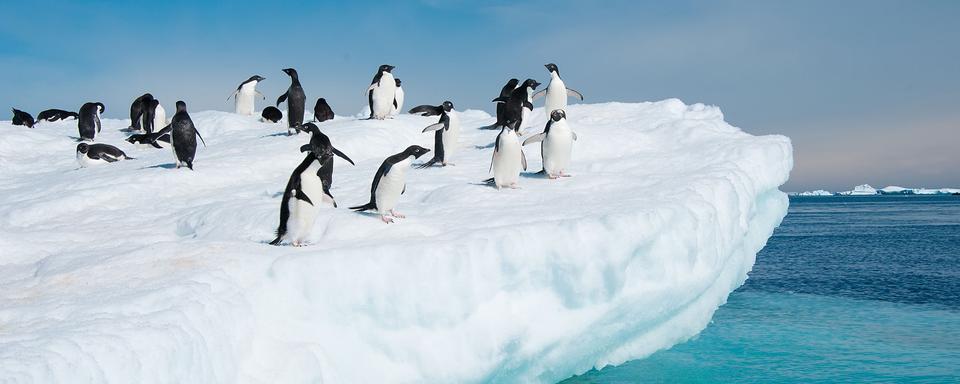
[0,99,792,383]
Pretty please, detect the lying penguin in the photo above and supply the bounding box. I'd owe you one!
[270,123,355,246]
[76,143,134,167]
[126,125,172,149]
[350,145,431,223]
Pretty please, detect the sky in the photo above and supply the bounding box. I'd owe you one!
[1,0,957,191]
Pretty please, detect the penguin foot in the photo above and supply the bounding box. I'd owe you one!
[548,174,559,179]
[509,183,521,189]
[380,215,395,224]
[390,210,405,219]
[559,172,573,178]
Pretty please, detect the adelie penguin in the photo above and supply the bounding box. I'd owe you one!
[169,101,206,170]
[490,119,527,189]
[36,109,79,123]
[11,108,35,128]
[522,109,577,178]
[128,93,153,132]
[126,125,171,149]
[140,96,157,135]
[409,101,460,168]
[365,64,396,120]
[392,78,404,115]
[77,102,105,141]
[76,143,134,167]
[492,78,519,128]
[270,123,355,246]
[312,98,334,123]
[150,99,167,129]
[532,63,584,119]
[261,106,283,123]
[350,145,431,223]
[277,68,306,135]
[229,75,266,116]
[490,79,540,132]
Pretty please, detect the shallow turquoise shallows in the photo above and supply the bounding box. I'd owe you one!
[564,195,960,383]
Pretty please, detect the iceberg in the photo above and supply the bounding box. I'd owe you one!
[795,190,833,196]
[839,184,878,195]
[0,100,792,383]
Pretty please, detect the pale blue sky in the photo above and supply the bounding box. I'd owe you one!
[2,0,957,191]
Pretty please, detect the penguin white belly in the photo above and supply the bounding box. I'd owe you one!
[493,132,523,187]
[371,73,397,119]
[392,87,404,115]
[542,121,574,176]
[545,77,567,117]
[375,157,411,213]
[286,161,326,243]
[77,153,104,168]
[522,93,532,129]
[235,82,258,115]
[154,104,167,128]
[442,112,460,162]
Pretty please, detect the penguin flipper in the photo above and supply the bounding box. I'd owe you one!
[521,150,528,171]
[572,132,578,141]
[256,90,266,100]
[100,153,119,163]
[491,97,509,103]
[523,101,534,111]
[294,189,314,206]
[565,88,584,100]
[522,133,546,146]
[408,105,441,116]
[422,122,445,133]
[150,141,163,149]
[195,129,207,147]
[226,90,238,102]
[276,92,288,107]
[532,89,547,100]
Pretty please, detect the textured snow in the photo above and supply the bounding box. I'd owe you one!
[0,100,792,383]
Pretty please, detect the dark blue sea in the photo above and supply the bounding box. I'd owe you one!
[565,195,960,383]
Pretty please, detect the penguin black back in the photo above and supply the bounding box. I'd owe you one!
[77,102,104,141]
[492,79,539,130]
[313,98,334,123]
[129,93,152,131]
[495,78,519,124]
[141,95,157,134]
[11,108,35,128]
[170,100,206,169]
[277,68,305,134]
[261,106,283,123]
[36,109,78,123]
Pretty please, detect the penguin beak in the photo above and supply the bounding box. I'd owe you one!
[332,147,355,165]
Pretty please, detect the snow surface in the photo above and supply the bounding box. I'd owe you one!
[0,99,792,383]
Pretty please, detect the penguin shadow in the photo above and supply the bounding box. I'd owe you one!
[142,163,178,170]
[473,142,495,150]
[259,132,294,138]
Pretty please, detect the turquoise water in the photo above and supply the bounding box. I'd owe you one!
[564,195,960,383]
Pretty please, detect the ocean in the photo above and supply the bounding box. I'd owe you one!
[564,195,960,383]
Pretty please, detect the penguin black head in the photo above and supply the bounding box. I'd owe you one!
[77,143,89,154]
[550,109,566,121]
[522,79,541,90]
[395,78,402,86]
[95,103,105,114]
[300,123,355,165]
[441,101,454,112]
[282,68,298,78]
[544,63,560,76]
[149,99,160,109]
[403,145,430,159]
[175,101,187,113]
[249,75,266,82]
[379,64,395,73]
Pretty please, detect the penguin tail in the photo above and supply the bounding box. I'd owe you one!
[417,157,441,169]
[481,177,495,184]
[269,236,283,246]
[349,202,376,212]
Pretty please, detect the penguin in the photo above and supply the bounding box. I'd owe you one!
[532,63,584,119]
[349,145,431,223]
[77,102,104,141]
[261,106,283,123]
[490,79,540,131]
[276,68,306,135]
[36,109,79,123]
[270,123,355,246]
[229,75,266,115]
[409,101,459,168]
[11,108,35,128]
[128,93,153,132]
[152,99,167,129]
[169,101,206,170]
[392,78,404,115]
[522,109,577,178]
[126,125,171,149]
[365,64,396,120]
[76,143,134,167]
[490,119,527,189]
[491,78,519,128]
[140,95,157,134]
[312,98,334,123]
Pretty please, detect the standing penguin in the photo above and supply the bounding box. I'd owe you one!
[128,93,153,132]
[76,143,135,167]
[169,101,206,170]
[77,102,104,141]
[140,95,157,134]
[532,63,584,119]
[11,108,35,128]
[229,75,266,115]
[490,79,540,131]
[270,123,355,246]
[312,98,334,123]
[36,109,79,123]
[522,109,577,178]
[392,78,404,115]
[349,145,431,223]
[152,99,167,129]
[490,119,527,189]
[276,68,305,135]
[492,78,519,128]
[409,101,459,168]
[366,64,396,120]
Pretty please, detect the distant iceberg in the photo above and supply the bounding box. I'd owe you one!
[794,190,834,196]
[839,184,878,195]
